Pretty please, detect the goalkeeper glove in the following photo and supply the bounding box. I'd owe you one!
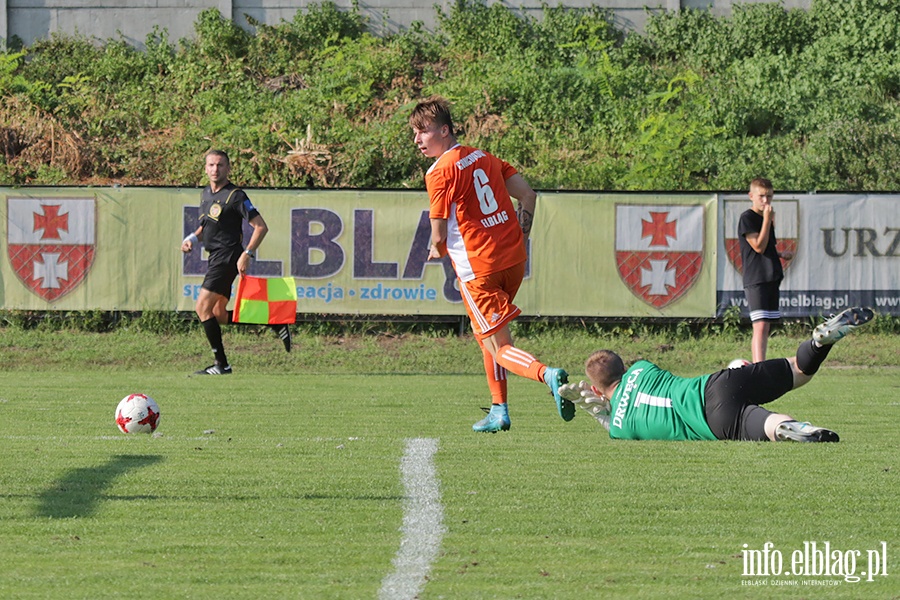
[558,380,611,431]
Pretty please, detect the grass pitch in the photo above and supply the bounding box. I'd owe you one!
[0,329,897,599]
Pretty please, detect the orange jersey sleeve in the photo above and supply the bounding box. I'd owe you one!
[425,145,527,281]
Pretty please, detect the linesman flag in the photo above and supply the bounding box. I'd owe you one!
[232,275,297,324]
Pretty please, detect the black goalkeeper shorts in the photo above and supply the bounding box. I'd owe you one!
[703,358,794,441]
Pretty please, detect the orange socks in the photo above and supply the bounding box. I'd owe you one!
[482,346,507,404]
[495,344,546,383]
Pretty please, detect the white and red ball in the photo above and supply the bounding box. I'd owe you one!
[727,358,752,369]
[115,393,160,434]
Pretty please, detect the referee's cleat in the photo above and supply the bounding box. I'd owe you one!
[544,366,575,422]
[775,421,839,443]
[194,363,232,375]
[812,307,874,345]
[472,404,511,433]
[274,324,292,352]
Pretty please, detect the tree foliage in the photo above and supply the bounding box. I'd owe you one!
[1,0,900,191]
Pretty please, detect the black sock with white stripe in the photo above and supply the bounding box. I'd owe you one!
[201,317,229,367]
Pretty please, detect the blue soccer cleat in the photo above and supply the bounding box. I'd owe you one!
[472,403,511,433]
[544,366,575,422]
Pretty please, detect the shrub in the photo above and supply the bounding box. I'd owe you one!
[1,0,899,190]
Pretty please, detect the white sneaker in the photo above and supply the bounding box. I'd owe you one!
[775,421,839,443]
[813,307,874,345]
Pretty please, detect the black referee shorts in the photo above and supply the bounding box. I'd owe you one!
[703,358,794,441]
[202,247,243,299]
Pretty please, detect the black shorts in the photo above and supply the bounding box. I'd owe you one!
[744,281,782,322]
[703,358,794,441]
[202,247,243,299]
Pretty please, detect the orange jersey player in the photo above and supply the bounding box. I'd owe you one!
[425,145,527,283]
[409,95,574,433]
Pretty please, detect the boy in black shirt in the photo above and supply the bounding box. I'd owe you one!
[738,178,794,362]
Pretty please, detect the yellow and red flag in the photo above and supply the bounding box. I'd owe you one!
[232,275,297,324]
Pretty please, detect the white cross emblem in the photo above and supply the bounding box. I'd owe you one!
[33,252,69,289]
[640,259,675,296]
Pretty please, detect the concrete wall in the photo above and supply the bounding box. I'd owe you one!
[1,0,812,48]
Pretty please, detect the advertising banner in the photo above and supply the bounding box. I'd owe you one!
[0,188,717,317]
[718,194,900,317]
[2,188,183,310]
[1,188,895,317]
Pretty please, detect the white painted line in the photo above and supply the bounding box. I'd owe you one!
[378,437,445,600]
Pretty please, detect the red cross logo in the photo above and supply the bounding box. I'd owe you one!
[616,205,704,309]
[8,197,95,302]
[641,211,677,247]
[33,204,69,240]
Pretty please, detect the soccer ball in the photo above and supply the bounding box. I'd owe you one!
[728,358,751,369]
[115,393,161,434]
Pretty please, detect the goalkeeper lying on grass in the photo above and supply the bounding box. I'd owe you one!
[558,307,874,443]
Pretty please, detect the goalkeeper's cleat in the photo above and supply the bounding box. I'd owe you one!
[775,421,839,443]
[472,404,511,433]
[544,367,575,422]
[812,307,874,345]
[274,324,292,352]
[194,363,232,375]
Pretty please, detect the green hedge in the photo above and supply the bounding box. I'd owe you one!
[2,0,900,191]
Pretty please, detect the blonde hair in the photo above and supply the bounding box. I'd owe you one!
[585,350,626,390]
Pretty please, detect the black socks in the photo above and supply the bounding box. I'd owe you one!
[201,317,229,366]
[796,339,832,376]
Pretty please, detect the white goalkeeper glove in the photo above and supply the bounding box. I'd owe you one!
[558,380,609,414]
[558,380,611,431]
[557,380,582,403]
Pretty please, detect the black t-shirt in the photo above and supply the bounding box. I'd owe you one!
[198,183,260,252]
[738,209,783,286]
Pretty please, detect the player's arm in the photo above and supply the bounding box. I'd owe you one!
[745,228,771,254]
[506,173,537,244]
[745,207,774,254]
[181,225,203,253]
[744,231,764,254]
[429,218,448,260]
[237,214,269,275]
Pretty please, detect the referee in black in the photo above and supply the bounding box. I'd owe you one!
[181,150,291,375]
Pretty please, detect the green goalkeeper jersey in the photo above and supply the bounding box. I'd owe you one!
[608,360,717,441]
